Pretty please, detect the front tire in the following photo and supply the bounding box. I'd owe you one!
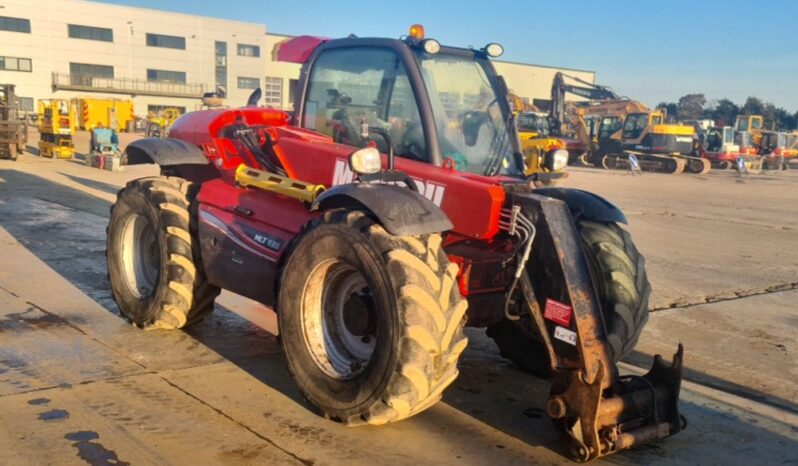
[107,176,219,329]
[487,219,650,375]
[278,210,468,426]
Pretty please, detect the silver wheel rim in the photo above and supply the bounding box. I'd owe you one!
[301,258,378,380]
[119,213,160,299]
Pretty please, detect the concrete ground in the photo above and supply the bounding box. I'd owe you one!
[0,131,795,465]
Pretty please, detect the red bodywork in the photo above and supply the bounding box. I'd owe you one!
[272,35,331,63]
[701,150,740,164]
[169,108,513,301]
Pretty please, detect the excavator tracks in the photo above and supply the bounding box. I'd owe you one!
[684,156,712,174]
[603,152,689,174]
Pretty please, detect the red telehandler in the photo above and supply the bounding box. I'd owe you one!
[108,26,685,462]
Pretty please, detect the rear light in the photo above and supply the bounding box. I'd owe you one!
[59,118,70,127]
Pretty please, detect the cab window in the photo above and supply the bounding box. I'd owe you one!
[623,114,648,139]
[599,117,621,140]
[750,118,762,130]
[302,47,426,161]
[737,118,749,131]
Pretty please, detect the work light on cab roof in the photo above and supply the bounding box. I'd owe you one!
[406,24,503,58]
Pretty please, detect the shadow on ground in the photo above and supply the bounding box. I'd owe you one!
[58,172,122,195]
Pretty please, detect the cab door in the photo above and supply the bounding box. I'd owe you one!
[282,45,430,187]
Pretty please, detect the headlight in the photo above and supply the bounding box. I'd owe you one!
[349,147,382,175]
[422,39,441,54]
[544,149,569,171]
[485,43,504,57]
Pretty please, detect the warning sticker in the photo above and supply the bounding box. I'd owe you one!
[544,299,573,326]
[554,326,578,346]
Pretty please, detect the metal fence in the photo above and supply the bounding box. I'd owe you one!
[52,73,204,98]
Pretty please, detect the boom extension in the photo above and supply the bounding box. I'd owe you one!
[512,192,684,462]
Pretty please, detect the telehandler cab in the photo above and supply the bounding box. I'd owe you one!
[108,25,685,462]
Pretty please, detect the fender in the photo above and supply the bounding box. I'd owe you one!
[312,183,453,236]
[534,187,627,225]
[124,138,210,166]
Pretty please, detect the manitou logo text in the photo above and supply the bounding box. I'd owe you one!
[332,159,446,206]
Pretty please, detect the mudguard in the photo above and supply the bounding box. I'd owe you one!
[124,138,210,166]
[534,187,627,225]
[312,183,453,236]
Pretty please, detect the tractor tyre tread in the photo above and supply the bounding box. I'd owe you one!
[107,176,219,329]
[579,220,650,360]
[487,219,649,374]
[281,210,467,426]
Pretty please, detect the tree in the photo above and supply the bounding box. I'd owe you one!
[707,98,739,127]
[741,96,765,116]
[656,101,679,122]
[677,94,706,121]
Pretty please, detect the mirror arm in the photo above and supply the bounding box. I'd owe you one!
[359,118,396,170]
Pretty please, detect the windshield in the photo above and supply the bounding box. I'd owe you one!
[518,113,550,135]
[417,52,520,176]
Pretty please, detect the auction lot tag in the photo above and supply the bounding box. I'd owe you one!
[554,326,578,346]
[544,298,573,326]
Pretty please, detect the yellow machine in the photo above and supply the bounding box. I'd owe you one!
[38,100,75,159]
[545,72,708,173]
[146,108,183,138]
[516,111,568,186]
[733,114,765,154]
[73,98,135,132]
[509,91,569,185]
[565,99,649,164]
[599,110,709,174]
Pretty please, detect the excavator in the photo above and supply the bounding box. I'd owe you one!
[549,73,710,174]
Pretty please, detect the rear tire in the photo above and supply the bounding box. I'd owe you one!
[107,176,219,329]
[278,210,467,425]
[487,219,650,375]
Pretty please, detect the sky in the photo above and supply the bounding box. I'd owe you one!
[101,0,798,112]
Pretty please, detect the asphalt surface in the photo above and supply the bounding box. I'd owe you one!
[0,132,796,465]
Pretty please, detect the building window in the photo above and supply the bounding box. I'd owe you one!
[18,97,34,112]
[69,63,114,78]
[237,77,260,89]
[264,77,282,108]
[147,69,187,84]
[0,16,31,33]
[148,105,186,115]
[146,33,186,50]
[68,24,113,42]
[0,56,33,72]
[237,44,260,57]
[288,79,299,105]
[215,41,227,98]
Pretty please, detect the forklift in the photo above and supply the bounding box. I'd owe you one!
[0,84,27,161]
